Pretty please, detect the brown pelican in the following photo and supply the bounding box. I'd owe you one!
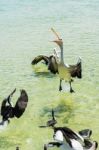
[0,89,28,125]
[51,28,82,93]
[31,54,58,74]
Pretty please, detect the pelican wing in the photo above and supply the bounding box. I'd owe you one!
[14,90,28,118]
[48,56,58,74]
[1,89,16,116]
[69,65,78,77]
[63,127,84,141]
[55,127,84,145]
[78,129,92,139]
[84,139,93,149]
[31,55,49,65]
[69,63,82,79]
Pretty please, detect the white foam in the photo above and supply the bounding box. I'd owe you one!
[26,138,32,144]
[0,120,8,131]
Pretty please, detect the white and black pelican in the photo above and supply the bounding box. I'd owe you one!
[44,127,98,150]
[42,110,98,150]
[51,28,82,93]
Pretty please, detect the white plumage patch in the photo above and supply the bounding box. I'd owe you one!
[54,130,64,142]
[71,139,83,150]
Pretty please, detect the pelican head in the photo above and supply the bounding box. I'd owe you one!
[52,39,63,49]
[51,28,63,49]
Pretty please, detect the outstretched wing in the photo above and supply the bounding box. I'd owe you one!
[0,89,16,116]
[69,62,82,78]
[31,55,49,65]
[78,129,92,139]
[14,90,28,118]
[69,57,82,78]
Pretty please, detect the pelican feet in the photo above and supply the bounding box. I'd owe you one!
[44,144,47,150]
[16,147,19,150]
[59,86,62,91]
[70,88,75,93]
[71,79,74,82]
[59,79,62,91]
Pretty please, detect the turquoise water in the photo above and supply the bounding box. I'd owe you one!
[0,0,99,149]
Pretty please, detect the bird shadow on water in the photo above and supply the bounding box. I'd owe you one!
[40,97,75,124]
[31,65,57,78]
[31,71,56,78]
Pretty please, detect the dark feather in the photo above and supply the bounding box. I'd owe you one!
[48,56,58,74]
[79,129,92,139]
[31,55,49,65]
[14,90,28,118]
[31,55,58,74]
[84,139,93,149]
[69,61,82,79]
[1,105,14,120]
[54,127,83,146]
[1,89,16,120]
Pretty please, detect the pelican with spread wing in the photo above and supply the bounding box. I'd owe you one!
[0,89,28,125]
[51,28,82,93]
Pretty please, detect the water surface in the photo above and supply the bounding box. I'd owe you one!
[0,0,99,149]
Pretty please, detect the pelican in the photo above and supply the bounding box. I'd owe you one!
[44,127,98,150]
[42,110,98,150]
[0,89,28,125]
[51,28,82,93]
[31,53,58,74]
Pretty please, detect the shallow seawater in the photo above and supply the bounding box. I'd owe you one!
[0,0,99,150]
